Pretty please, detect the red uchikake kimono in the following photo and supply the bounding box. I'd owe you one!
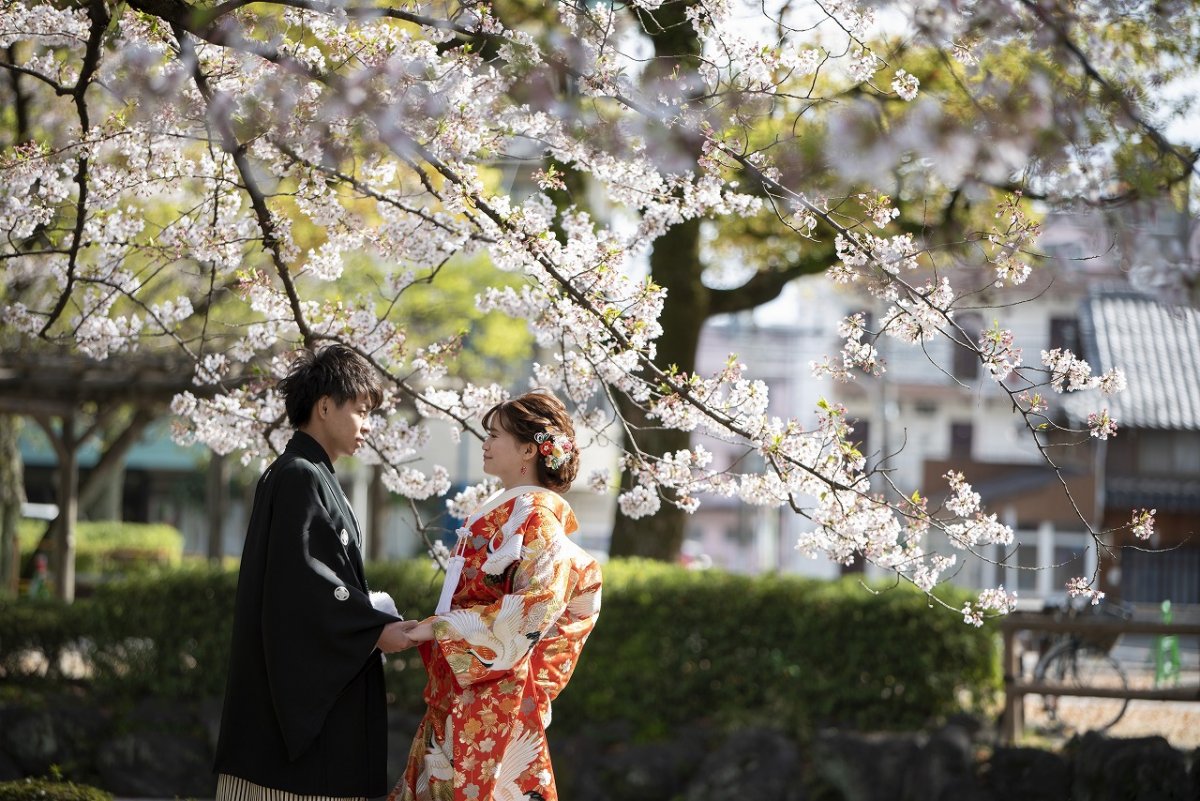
[389,486,603,801]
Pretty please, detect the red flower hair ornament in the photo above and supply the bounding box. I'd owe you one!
[533,432,574,470]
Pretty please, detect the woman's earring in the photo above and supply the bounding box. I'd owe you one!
[520,464,528,476]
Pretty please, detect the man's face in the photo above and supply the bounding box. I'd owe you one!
[318,394,374,461]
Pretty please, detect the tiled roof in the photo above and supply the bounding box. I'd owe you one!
[1076,289,1200,430]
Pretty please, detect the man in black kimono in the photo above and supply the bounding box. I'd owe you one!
[214,344,417,801]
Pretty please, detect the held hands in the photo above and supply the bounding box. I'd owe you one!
[375,616,438,653]
[371,590,419,653]
[376,619,420,653]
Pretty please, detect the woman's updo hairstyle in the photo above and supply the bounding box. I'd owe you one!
[482,390,579,493]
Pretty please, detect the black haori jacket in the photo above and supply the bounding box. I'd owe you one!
[214,431,399,798]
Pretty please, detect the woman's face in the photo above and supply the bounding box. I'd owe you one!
[482,419,534,487]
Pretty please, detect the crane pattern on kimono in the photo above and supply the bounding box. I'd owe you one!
[481,492,534,576]
[440,593,547,671]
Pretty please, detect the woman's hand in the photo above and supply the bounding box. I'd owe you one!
[407,617,437,643]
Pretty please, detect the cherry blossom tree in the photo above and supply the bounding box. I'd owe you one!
[2,0,1197,619]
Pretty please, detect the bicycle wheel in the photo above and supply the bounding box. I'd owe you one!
[1032,640,1129,733]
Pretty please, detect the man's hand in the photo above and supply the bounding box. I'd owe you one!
[376,619,420,653]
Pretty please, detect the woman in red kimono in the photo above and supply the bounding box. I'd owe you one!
[392,390,603,801]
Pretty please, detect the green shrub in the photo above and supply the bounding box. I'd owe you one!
[0,559,1000,739]
[18,520,184,576]
[371,559,1001,738]
[17,518,44,552]
[0,778,112,801]
[84,565,237,697]
[0,598,83,682]
[550,559,1001,738]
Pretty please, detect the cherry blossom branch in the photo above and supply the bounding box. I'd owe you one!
[270,139,484,240]
[0,59,71,95]
[37,0,108,337]
[205,0,470,34]
[3,0,1173,614]
[389,130,890,510]
[172,22,317,349]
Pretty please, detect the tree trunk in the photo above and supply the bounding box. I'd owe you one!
[608,404,694,561]
[207,452,228,564]
[0,415,24,597]
[87,463,124,520]
[369,464,386,562]
[608,217,708,561]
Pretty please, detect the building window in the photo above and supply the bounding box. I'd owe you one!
[1006,528,1093,600]
[1049,317,1079,353]
[1016,538,1039,593]
[953,313,982,380]
[1138,430,1200,476]
[950,422,973,459]
[1124,546,1200,604]
[854,419,871,463]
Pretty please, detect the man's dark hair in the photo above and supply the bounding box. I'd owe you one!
[277,344,384,427]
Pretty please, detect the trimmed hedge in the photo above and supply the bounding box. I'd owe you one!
[18,519,184,576]
[547,559,1000,737]
[0,599,85,683]
[0,778,112,801]
[0,559,1000,738]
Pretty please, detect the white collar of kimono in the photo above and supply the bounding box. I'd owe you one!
[468,484,547,523]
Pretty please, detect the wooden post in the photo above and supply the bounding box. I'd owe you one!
[999,612,1200,743]
[34,408,117,603]
[1002,625,1022,743]
[55,414,78,603]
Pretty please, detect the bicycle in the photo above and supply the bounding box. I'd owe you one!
[1028,598,1133,734]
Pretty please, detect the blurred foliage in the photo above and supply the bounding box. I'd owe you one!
[0,560,1000,739]
[19,519,184,576]
[83,566,237,697]
[386,252,534,382]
